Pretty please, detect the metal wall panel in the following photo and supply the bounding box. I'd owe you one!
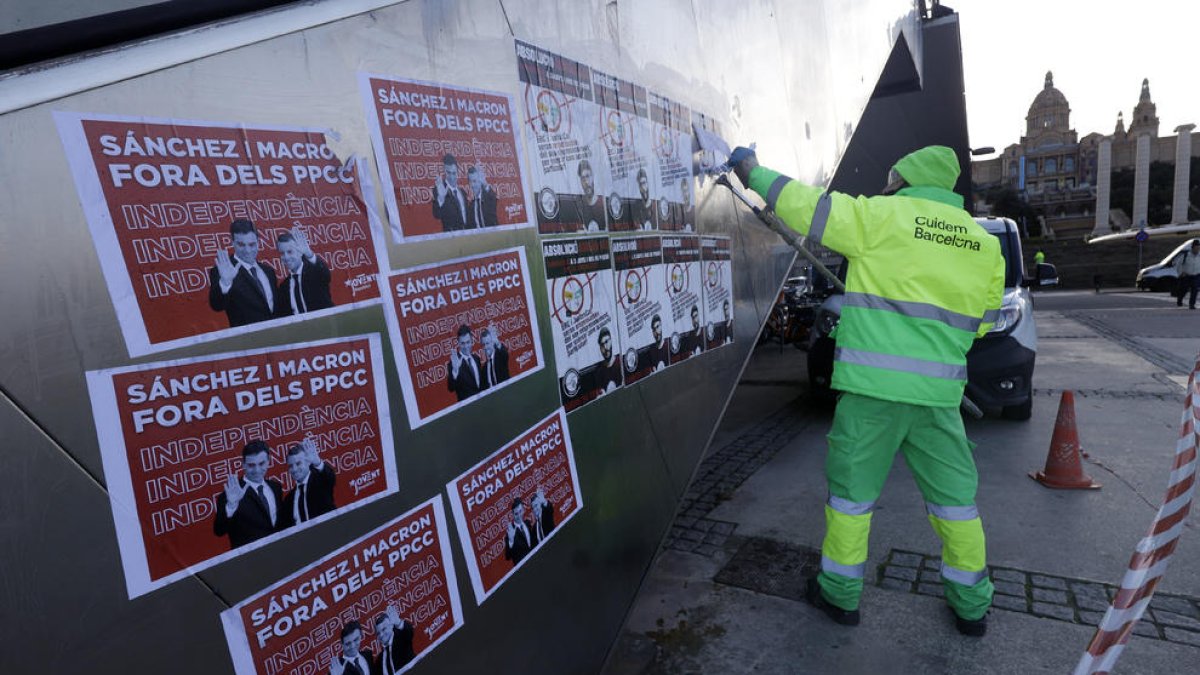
[830,14,971,201]
[0,1,917,672]
[0,394,233,672]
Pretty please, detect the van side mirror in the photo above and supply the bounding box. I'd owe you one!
[1026,262,1058,288]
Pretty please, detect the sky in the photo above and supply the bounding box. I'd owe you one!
[953,0,1200,154]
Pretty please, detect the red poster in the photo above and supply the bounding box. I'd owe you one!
[359,74,533,241]
[381,247,544,429]
[446,409,582,604]
[85,335,398,598]
[55,112,388,356]
[221,498,463,675]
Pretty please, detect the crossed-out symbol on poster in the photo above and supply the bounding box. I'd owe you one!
[550,273,596,321]
[602,109,629,151]
[619,268,646,308]
[524,84,573,136]
[667,263,687,296]
[653,124,675,160]
[705,260,723,289]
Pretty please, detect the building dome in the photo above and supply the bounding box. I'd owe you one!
[1024,70,1073,142]
[1027,71,1068,116]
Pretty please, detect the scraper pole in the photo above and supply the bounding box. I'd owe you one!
[714,173,844,293]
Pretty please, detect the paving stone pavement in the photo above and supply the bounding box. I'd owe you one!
[662,399,814,556]
[877,548,1200,648]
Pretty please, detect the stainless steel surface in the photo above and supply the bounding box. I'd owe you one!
[0,393,233,673]
[2,0,154,33]
[0,0,917,672]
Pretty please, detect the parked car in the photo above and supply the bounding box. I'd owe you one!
[806,217,1056,420]
[1136,238,1200,292]
[760,276,820,348]
[782,275,810,303]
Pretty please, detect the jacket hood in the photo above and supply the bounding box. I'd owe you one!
[891,145,960,190]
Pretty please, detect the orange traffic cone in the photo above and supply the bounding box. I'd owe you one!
[1029,391,1101,489]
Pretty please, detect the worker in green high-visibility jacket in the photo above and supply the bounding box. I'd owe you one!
[730,145,1005,636]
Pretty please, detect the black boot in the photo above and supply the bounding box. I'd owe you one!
[805,578,860,626]
[953,610,987,637]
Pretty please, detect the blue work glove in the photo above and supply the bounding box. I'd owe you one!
[727,146,758,188]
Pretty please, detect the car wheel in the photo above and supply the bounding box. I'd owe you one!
[1001,398,1032,421]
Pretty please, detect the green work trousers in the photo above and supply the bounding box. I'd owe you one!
[816,392,993,620]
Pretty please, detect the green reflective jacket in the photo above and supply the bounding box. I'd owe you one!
[748,146,1005,407]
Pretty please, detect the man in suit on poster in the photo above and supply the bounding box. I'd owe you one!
[504,497,537,565]
[530,487,556,545]
[480,324,510,389]
[279,437,337,528]
[466,164,499,228]
[213,440,284,549]
[209,218,278,327]
[431,154,468,231]
[330,621,374,675]
[372,604,415,675]
[274,227,334,316]
[447,324,484,401]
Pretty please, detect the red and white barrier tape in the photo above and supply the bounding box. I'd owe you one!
[1074,360,1200,674]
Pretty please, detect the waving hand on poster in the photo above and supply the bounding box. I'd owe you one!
[215,249,238,289]
[290,225,315,259]
[222,473,247,513]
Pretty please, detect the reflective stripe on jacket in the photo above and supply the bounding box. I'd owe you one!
[748,155,1004,407]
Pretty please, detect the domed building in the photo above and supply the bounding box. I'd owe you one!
[1024,71,1076,150]
[974,72,1091,220]
[973,73,1198,230]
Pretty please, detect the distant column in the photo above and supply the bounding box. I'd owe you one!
[1132,133,1152,228]
[1172,124,1195,223]
[1092,138,1112,236]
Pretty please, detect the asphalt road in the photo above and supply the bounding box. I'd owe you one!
[605,288,1200,675]
[1036,287,1200,377]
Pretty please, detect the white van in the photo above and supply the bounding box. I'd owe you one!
[806,216,1055,420]
[964,217,1056,419]
[1136,238,1200,292]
